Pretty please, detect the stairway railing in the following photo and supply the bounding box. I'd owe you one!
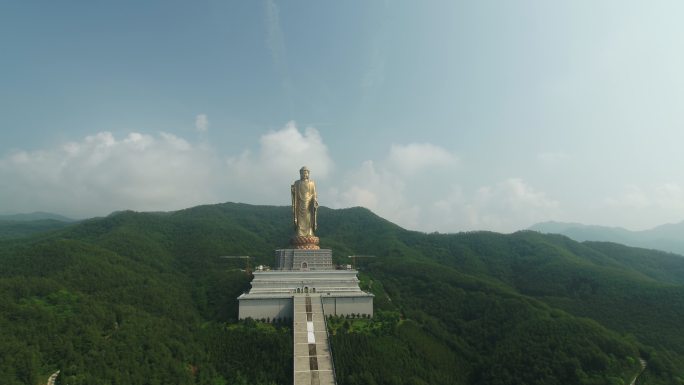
[320,296,338,385]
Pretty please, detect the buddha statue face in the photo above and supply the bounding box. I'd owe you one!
[299,167,310,180]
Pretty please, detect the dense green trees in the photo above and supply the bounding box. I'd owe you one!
[0,211,263,384]
[204,321,291,385]
[0,219,71,240]
[327,260,643,385]
[0,203,682,384]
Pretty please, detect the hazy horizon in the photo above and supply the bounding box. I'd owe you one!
[2,1,684,233]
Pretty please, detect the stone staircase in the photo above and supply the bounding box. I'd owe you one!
[293,295,336,385]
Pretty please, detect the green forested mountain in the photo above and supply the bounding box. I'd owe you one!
[0,220,74,240]
[529,220,684,256]
[1,203,683,385]
[0,211,76,239]
[0,212,76,222]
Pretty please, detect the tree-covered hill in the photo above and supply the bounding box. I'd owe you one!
[529,220,684,256]
[0,219,74,240]
[0,212,76,222]
[1,203,683,384]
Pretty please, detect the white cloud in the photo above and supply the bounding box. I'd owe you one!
[0,132,218,218]
[503,178,559,211]
[331,140,557,232]
[0,121,334,218]
[0,126,561,233]
[430,179,560,233]
[224,121,333,204]
[596,183,684,229]
[328,143,459,230]
[195,114,209,132]
[656,183,684,210]
[328,143,561,232]
[386,143,459,175]
[329,160,421,229]
[606,183,684,210]
[605,185,650,209]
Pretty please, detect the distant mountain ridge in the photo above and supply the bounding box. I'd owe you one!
[0,211,75,222]
[529,220,684,256]
[0,212,77,239]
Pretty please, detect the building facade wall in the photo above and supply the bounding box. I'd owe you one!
[238,298,293,320]
[275,249,333,271]
[238,295,373,320]
[321,296,374,317]
[247,270,364,295]
[240,248,373,320]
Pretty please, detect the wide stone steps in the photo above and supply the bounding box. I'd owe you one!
[293,295,336,385]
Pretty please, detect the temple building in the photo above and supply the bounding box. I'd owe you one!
[237,248,373,320]
[237,166,373,320]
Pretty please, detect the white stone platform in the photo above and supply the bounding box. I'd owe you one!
[238,269,373,320]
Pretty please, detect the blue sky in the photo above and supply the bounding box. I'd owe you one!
[2,0,684,232]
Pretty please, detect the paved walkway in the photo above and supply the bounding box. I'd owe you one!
[293,294,336,385]
[47,370,60,385]
[629,358,647,385]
